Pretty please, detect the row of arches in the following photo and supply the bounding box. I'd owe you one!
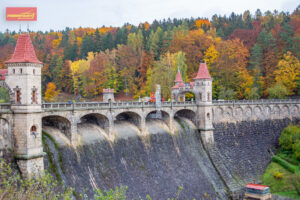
[42,109,197,141]
[213,104,300,122]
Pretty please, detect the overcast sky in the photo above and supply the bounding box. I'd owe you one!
[0,0,298,32]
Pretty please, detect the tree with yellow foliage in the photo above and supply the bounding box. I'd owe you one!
[274,51,300,95]
[44,82,60,102]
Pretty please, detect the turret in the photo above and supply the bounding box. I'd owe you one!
[194,62,214,144]
[5,34,44,177]
[193,62,212,103]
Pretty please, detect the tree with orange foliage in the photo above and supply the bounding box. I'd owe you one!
[44,82,60,102]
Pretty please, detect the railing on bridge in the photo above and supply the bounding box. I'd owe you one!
[2,99,299,112]
[212,99,300,105]
[0,103,11,113]
[41,101,197,111]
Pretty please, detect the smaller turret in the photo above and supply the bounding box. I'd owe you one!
[103,89,115,102]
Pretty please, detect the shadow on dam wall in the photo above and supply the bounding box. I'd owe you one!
[43,117,300,199]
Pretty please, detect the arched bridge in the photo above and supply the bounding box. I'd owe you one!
[1,99,300,146]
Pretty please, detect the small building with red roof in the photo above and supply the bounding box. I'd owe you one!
[244,183,271,200]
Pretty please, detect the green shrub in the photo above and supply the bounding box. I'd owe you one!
[293,141,300,160]
[273,172,283,179]
[279,125,300,151]
[272,156,297,173]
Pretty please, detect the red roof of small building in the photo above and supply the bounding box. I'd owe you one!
[246,183,269,190]
[175,69,183,83]
[5,34,42,64]
[0,69,8,80]
[194,62,211,79]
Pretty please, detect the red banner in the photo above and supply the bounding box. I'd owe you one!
[6,7,37,21]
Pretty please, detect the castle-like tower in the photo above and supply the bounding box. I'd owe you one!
[5,34,44,177]
[171,62,214,144]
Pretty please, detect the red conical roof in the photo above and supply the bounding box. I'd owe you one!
[5,34,42,64]
[175,69,183,83]
[194,62,211,79]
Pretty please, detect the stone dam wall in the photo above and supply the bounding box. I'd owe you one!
[208,117,300,198]
[42,117,299,199]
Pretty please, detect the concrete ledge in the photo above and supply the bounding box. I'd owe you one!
[14,152,46,160]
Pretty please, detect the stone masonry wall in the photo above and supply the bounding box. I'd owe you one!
[208,118,300,198]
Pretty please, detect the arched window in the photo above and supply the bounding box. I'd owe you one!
[20,68,23,74]
[16,90,20,103]
[207,113,210,120]
[30,126,37,137]
[30,126,37,132]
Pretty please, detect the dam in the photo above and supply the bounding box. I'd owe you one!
[0,33,300,199]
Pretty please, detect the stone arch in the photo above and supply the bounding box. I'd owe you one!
[291,105,300,116]
[235,107,243,120]
[254,106,263,119]
[174,109,196,125]
[245,106,252,119]
[146,110,170,127]
[0,117,12,157]
[265,106,271,117]
[224,107,233,119]
[42,115,72,141]
[0,81,14,104]
[115,111,142,130]
[78,113,109,133]
[282,105,289,117]
[178,90,196,102]
[273,106,280,117]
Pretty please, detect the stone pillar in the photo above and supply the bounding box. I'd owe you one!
[140,117,146,134]
[197,103,214,145]
[169,111,175,133]
[108,115,115,139]
[70,120,78,146]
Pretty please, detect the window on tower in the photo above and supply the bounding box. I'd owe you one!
[33,69,35,75]
[20,68,23,74]
[32,90,36,103]
[207,92,210,101]
[16,90,20,103]
[13,69,15,74]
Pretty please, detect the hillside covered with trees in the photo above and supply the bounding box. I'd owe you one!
[0,6,300,101]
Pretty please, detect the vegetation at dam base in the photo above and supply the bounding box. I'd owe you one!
[263,124,300,199]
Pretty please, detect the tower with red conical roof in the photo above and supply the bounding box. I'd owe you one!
[171,62,214,144]
[5,33,44,177]
[193,62,214,144]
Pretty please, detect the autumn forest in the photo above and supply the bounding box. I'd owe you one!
[1,6,300,101]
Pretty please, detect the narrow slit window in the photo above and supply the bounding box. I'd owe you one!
[20,68,23,74]
[207,92,210,101]
[16,90,20,103]
[32,90,36,103]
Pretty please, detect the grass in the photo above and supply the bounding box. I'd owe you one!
[263,161,300,199]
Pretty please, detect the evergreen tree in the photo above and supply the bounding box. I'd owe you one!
[249,43,263,70]
[64,43,78,61]
[80,34,96,58]
[280,22,294,52]
[101,33,114,51]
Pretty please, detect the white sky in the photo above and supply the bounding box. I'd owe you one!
[0,0,298,32]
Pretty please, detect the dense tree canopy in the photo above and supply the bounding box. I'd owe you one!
[0,6,300,101]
